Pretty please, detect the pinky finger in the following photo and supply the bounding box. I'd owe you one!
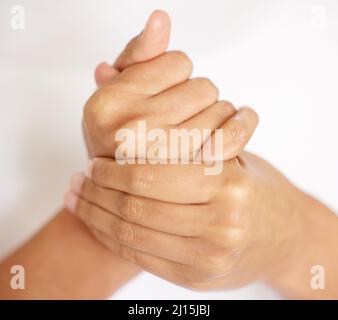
[198,107,259,162]
[91,228,214,290]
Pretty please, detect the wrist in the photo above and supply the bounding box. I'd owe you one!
[0,209,141,299]
[63,209,142,297]
[264,191,338,299]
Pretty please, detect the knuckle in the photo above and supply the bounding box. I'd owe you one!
[91,160,109,185]
[223,206,246,228]
[220,100,236,114]
[195,77,219,102]
[77,199,90,222]
[229,174,253,203]
[83,86,120,131]
[224,227,248,251]
[127,166,154,194]
[120,194,145,222]
[210,101,236,119]
[115,221,138,245]
[118,245,137,263]
[169,51,193,74]
[81,178,95,197]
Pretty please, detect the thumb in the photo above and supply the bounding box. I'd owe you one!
[95,10,171,87]
[114,9,171,70]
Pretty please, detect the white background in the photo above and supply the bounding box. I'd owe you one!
[0,0,337,299]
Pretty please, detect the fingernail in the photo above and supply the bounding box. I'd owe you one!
[85,159,94,178]
[70,172,85,194]
[64,191,79,214]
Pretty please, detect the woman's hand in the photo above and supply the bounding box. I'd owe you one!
[68,9,338,299]
[83,48,258,160]
[83,10,258,160]
[66,152,308,291]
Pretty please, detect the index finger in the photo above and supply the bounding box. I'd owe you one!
[86,158,226,204]
[112,51,193,96]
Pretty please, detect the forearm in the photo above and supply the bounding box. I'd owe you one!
[266,192,338,299]
[0,209,140,299]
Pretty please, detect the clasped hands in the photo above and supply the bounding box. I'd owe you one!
[65,11,305,290]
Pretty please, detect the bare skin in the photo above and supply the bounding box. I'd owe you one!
[68,11,338,299]
[71,153,338,299]
[0,10,169,300]
[0,11,255,299]
[0,209,139,299]
[1,10,337,300]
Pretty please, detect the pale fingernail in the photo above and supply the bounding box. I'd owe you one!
[85,159,94,178]
[64,191,79,214]
[70,172,85,194]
